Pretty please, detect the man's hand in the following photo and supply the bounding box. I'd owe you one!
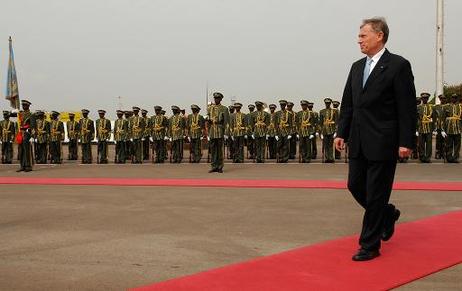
[398,147,412,159]
[334,137,345,151]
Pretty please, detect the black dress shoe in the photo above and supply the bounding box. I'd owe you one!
[217,169,223,173]
[382,209,401,241]
[352,249,380,261]
[208,169,217,173]
[16,169,24,172]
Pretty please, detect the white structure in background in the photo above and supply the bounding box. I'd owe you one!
[435,0,444,104]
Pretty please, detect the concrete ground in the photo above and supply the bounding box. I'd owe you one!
[0,162,461,290]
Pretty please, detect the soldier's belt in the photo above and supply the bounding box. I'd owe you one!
[446,117,461,120]
[323,121,335,125]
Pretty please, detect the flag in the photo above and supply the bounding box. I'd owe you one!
[6,36,20,109]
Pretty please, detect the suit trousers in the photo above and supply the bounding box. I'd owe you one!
[418,133,432,162]
[348,151,397,251]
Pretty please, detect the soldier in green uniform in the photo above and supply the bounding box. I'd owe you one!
[79,109,95,164]
[287,101,297,159]
[229,103,247,163]
[35,111,49,164]
[207,92,230,172]
[141,109,151,161]
[130,106,146,164]
[187,104,205,163]
[66,112,79,160]
[246,104,256,159]
[168,106,186,163]
[113,110,128,163]
[332,101,342,160]
[1,111,16,164]
[416,93,436,163]
[296,100,317,163]
[160,110,168,161]
[267,104,278,159]
[49,111,64,164]
[227,105,235,159]
[442,94,461,163]
[411,97,422,160]
[307,102,319,159]
[96,110,111,164]
[12,100,36,172]
[124,110,133,161]
[252,101,270,163]
[150,106,169,163]
[275,100,293,163]
[434,94,447,159]
[319,98,338,163]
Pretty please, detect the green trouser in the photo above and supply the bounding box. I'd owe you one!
[267,137,277,159]
[255,137,266,163]
[81,143,92,164]
[68,139,78,160]
[277,136,290,163]
[418,133,432,162]
[1,141,13,163]
[445,134,461,163]
[49,141,62,164]
[18,131,33,171]
[247,138,255,159]
[153,140,165,163]
[115,142,126,163]
[143,139,150,160]
[412,136,419,159]
[233,136,244,163]
[36,143,48,164]
[311,137,317,159]
[125,141,132,160]
[299,136,312,163]
[171,139,183,163]
[435,130,444,159]
[97,141,108,164]
[132,139,143,163]
[289,137,296,159]
[210,138,224,170]
[322,134,334,162]
[190,138,202,163]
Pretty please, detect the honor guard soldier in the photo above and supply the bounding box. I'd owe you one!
[434,94,447,159]
[141,109,151,161]
[417,93,436,163]
[49,111,64,164]
[130,106,146,163]
[319,98,338,163]
[307,102,319,159]
[442,94,461,163]
[297,100,317,163]
[11,100,36,172]
[332,100,342,160]
[275,99,293,163]
[246,104,256,159]
[160,110,168,161]
[286,101,297,159]
[96,110,111,164]
[187,104,205,163]
[229,102,247,163]
[1,110,16,164]
[124,110,133,161]
[267,104,278,159]
[66,112,79,160]
[168,105,186,163]
[227,105,235,159]
[114,110,128,163]
[252,101,270,163]
[35,110,49,164]
[151,106,169,163]
[79,109,95,164]
[206,92,230,172]
[411,97,422,160]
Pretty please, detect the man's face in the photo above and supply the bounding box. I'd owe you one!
[287,105,293,111]
[4,114,9,120]
[99,113,105,118]
[421,98,428,104]
[325,102,332,108]
[280,104,286,110]
[358,24,384,56]
[133,110,139,116]
[22,104,30,111]
[249,107,255,112]
[155,109,161,115]
[83,113,88,118]
[301,104,308,110]
[69,115,74,121]
[256,105,263,111]
[117,113,123,119]
[52,114,58,120]
[308,105,313,111]
[214,97,221,105]
[270,108,275,113]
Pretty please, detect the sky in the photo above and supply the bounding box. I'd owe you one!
[1,0,461,118]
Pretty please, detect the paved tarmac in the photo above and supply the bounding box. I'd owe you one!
[0,162,461,290]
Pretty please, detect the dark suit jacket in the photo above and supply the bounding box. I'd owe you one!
[337,49,416,161]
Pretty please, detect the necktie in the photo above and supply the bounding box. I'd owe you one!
[363,58,373,87]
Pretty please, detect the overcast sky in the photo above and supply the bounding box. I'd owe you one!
[1,0,461,118]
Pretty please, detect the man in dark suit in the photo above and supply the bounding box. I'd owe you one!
[335,17,416,261]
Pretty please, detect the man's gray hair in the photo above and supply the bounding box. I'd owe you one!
[361,17,389,44]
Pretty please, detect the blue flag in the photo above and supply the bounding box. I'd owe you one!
[6,36,20,109]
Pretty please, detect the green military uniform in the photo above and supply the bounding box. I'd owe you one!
[114,110,129,163]
[35,111,49,164]
[124,111,133,161]
[296,101,317,163]
[252,101,271,163]
[276,100,294,163]
[434,95,446,159]
[246,104,256,159]
[13,100,36,172]
[79,109,95,164]
[226,106,235,159]
[332,101,342,160]
[207,92,230,172]
[187,105,205,163]
[49,111,64,164]
[287,102,297,160]
[417,93,436,163]
[150,106,169,163]
[442,94,462,163]
[229,103,247,163]
[411,97,422,160]
[267,104,278,159]
[168,106,186,163]
[96,110,111,164]
[1,111,16,164]
[130,107,146,164]
[66,113,79,160]
[141,109,151,161]
[319,98,338,163]
[307,103,319,159]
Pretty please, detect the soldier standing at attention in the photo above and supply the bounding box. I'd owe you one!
[417,93,436,163]
[229,102,247,163]
[11,100,36,172]
[227,105,235,159]
[96,110,111,164]
[267,104,278,159]
[412,97,422,160]
[307,102,319,159]
[130,106,145,164]
[79,109,95,164]
[151,106,169,163]
[287,101,297,160]
[141,109,151,161]
[207,92,230,173]
[114,110,128,163]
[319,98,338,163]
[187,104,205,163]
[49,111,64,164]
[276,99,293,163]
[168,106,186,163]
[252,101,270,163]
[35,111,49,164]
[332,101,342,160]
[1,111,16,164]
[124,110,133,161]
[442,94,461,163]
[246,104,256,159]
[434,94,446,159]
[66,112,79,160]
[297,100,317,163]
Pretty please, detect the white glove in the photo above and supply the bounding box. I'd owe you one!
[207,136,210,141]
[12,109,19,114]
[164,136,169,141]
[150,137,154,142]
[114,141,117,144]
[244,135,248,139]
[415,131,419,137]
[320,134,324,140]
[266,134,269,139]
[441,131,447,138]
[141,138,145,141]
[201,136,206,140]
[224,135,228,140]
[231,136,234,141]
[130,138,134,142]
[34,138,37,143]
[251,134,255,139]
[29,138,34,143]
[275,135,279,141]
[309,134,314,140]
[333,133,337,138]
[0,141,2,144]
[287,135,292,140]
[315,132,319,137]
[204,116,209,120]
[169,137,172,142]
[78,139,81,143]
[296,134,300,139]
[187,137,191,142]
[432,131,437,136]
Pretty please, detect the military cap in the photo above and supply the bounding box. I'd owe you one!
[154,105,162,111]
[278,99,288,105]
[438,94,445,99]
[255,101,264,107]
[116,110,124,114]
[333,101,340,106]
[35,110,44,115]
[132,106,140,111]
[228,105,234,110]
[68,112,75,116]
[420,92,431,98]
[213,92,224,99]
[416,96,421,101]
[307,102,314,106]
[171,105,180,111]
[161,110,166,115]
[248,104,255,109]
[141,109,148,114]
[3,110,10,115]
[234,102,243,108]
[300,100,309,106]
[98,110,106,114]
[269,104,277,109]
[287,102,294,107]
[21,100,32,105]
[324,98,332,103]
[51,111,60,115]
[81,109,90,114]
[191,104,201,110]
[124,110,131,114]
[451,93,459,99]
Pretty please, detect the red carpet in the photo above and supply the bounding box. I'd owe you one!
[132,211,462,291]
[1,177,462,191]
